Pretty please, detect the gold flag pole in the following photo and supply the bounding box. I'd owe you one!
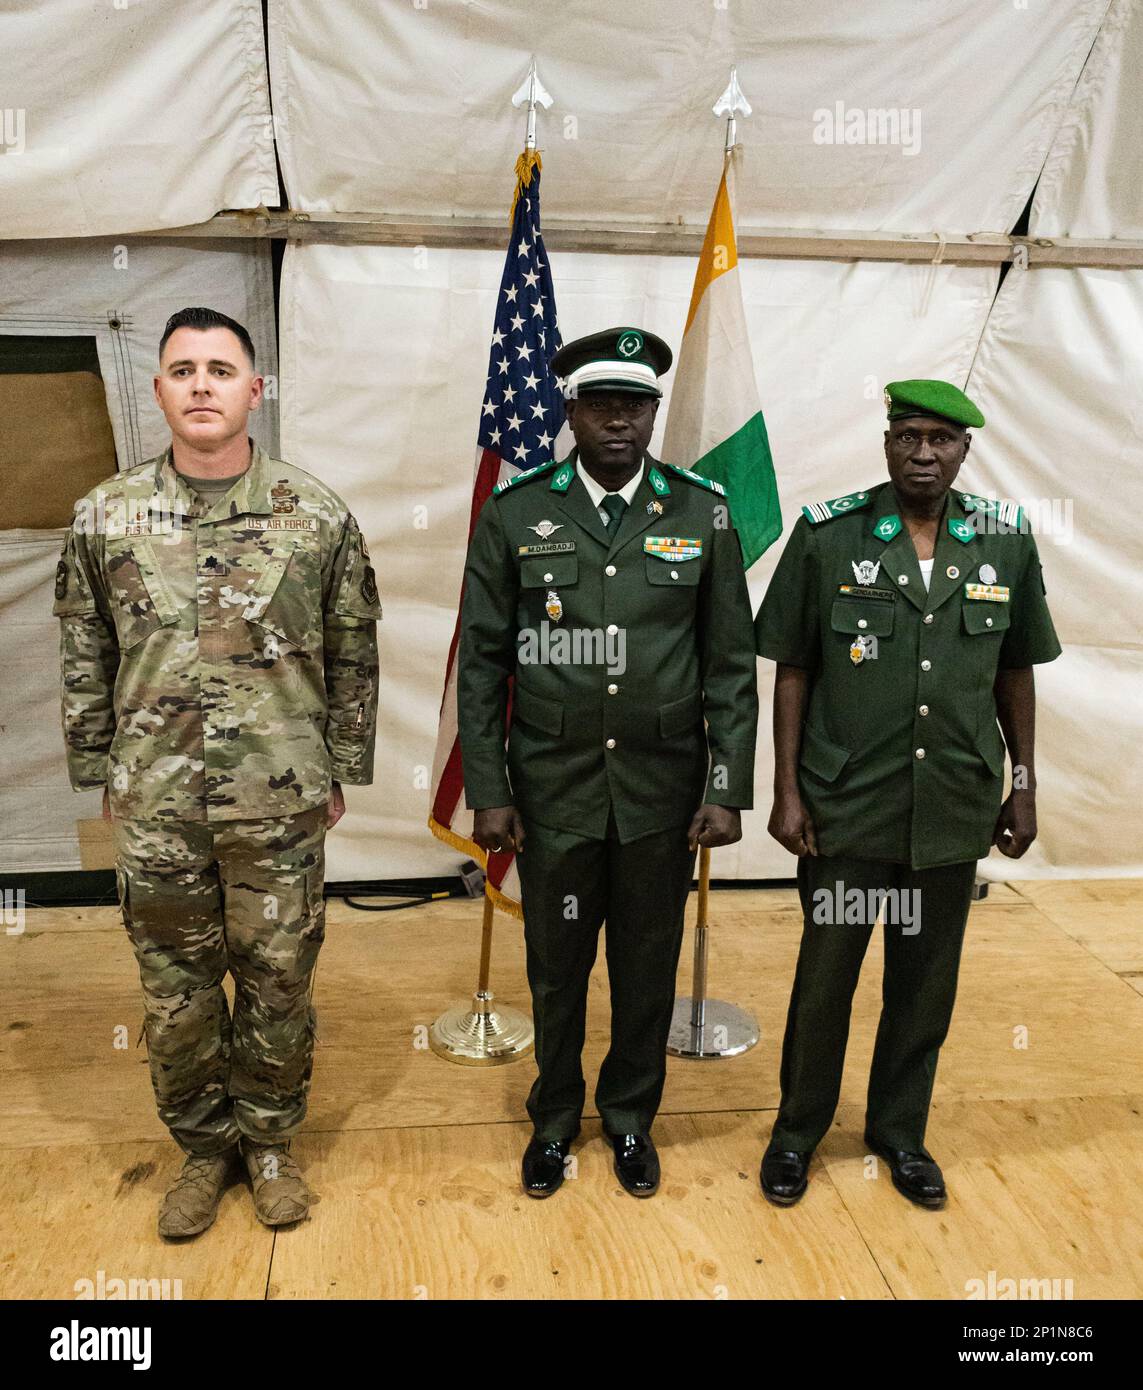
[430,57,554,1066]
[430,884,534,1065]
[666,66,760,1061]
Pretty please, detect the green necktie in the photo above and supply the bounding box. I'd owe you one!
[601,493,627,534]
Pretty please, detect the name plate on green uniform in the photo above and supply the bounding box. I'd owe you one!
[964,582,1010,602]
[518,541,576,556]
[837,584,895,601]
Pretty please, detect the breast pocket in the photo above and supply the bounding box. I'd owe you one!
[963,601,1011,637]
[106,541,180,650]
[645,555,701,587]
[830,596,895,639]
[519,554,578,589]
[243,546,319,650]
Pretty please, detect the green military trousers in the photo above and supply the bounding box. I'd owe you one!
[515,814,696,1141]
[768,854,977,1157]
[112,807,327,1156]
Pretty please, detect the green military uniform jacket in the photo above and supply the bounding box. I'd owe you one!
[53,441,383,822]
[756,480,1061,868]
[458,450,758,842]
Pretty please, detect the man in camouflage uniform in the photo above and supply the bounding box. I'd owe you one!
[53,307,382,1236]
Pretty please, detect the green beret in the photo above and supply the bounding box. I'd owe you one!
[884,379,985,429]
[551,327,673,398]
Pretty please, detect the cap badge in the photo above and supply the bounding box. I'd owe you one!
[616,329,644,359]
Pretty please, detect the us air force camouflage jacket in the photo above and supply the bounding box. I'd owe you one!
[53,442,382,822]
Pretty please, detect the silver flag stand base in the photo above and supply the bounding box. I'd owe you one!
[667,899,760,1058]
[668,995,759,1058]
[429,990,534,1067]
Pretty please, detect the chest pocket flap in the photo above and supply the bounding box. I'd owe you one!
[131,541,180,624]
[520,554,578,588]
[645,554,701,586]
[963,601,1011,635]
[108,540,180,648]
[830,596,895,637]
[243,547,292,635]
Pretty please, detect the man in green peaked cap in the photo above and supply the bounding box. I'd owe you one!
[458,327,758,1200]
[753,377,1060,1211]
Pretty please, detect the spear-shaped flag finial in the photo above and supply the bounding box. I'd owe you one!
[713,66,752,153]
[511,57,554,151]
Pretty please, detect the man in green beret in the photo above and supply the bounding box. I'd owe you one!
[755,378,1061,1209]
[458,327,758,1199]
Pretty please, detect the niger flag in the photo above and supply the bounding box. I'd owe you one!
[662,147,780,568]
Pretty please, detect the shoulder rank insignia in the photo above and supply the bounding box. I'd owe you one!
[802,490,873,525]
[664,463,724,495]
[492,459,557,497]
[959,492,1024,530]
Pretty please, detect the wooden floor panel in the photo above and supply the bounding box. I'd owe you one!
[2,880,1141,1298]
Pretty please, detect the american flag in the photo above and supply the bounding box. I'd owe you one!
[428,152,566,917]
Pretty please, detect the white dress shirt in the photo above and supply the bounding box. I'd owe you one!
[576,458,645,525]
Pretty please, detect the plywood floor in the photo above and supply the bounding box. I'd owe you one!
[3,878,1141,1300]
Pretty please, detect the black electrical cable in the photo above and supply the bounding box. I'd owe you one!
[336,889,456,913]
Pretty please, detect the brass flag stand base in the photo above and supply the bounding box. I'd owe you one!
[667,846,759,1060]
[430,891,534,1066]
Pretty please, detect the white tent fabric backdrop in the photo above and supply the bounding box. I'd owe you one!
[0,0,1138,884]
[280,245,999,883]
[0,238,278,872]
[1032,0,1143,238]
[964,0,1143,878]
[0,0,277,240]
[267,0,1108,232]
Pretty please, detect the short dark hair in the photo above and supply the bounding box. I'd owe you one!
[159,307,256,368]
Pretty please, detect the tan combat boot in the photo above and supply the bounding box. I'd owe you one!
[157,1148,236,1238]
[241,1140,313,1227]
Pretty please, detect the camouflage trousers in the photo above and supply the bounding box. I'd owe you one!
[112,807,327,1156]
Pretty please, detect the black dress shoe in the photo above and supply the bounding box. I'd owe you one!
[605,1132,660,1197]
[522,1135,572,1198]
[865,1134,946,1209]
[760,1149,810,1206]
